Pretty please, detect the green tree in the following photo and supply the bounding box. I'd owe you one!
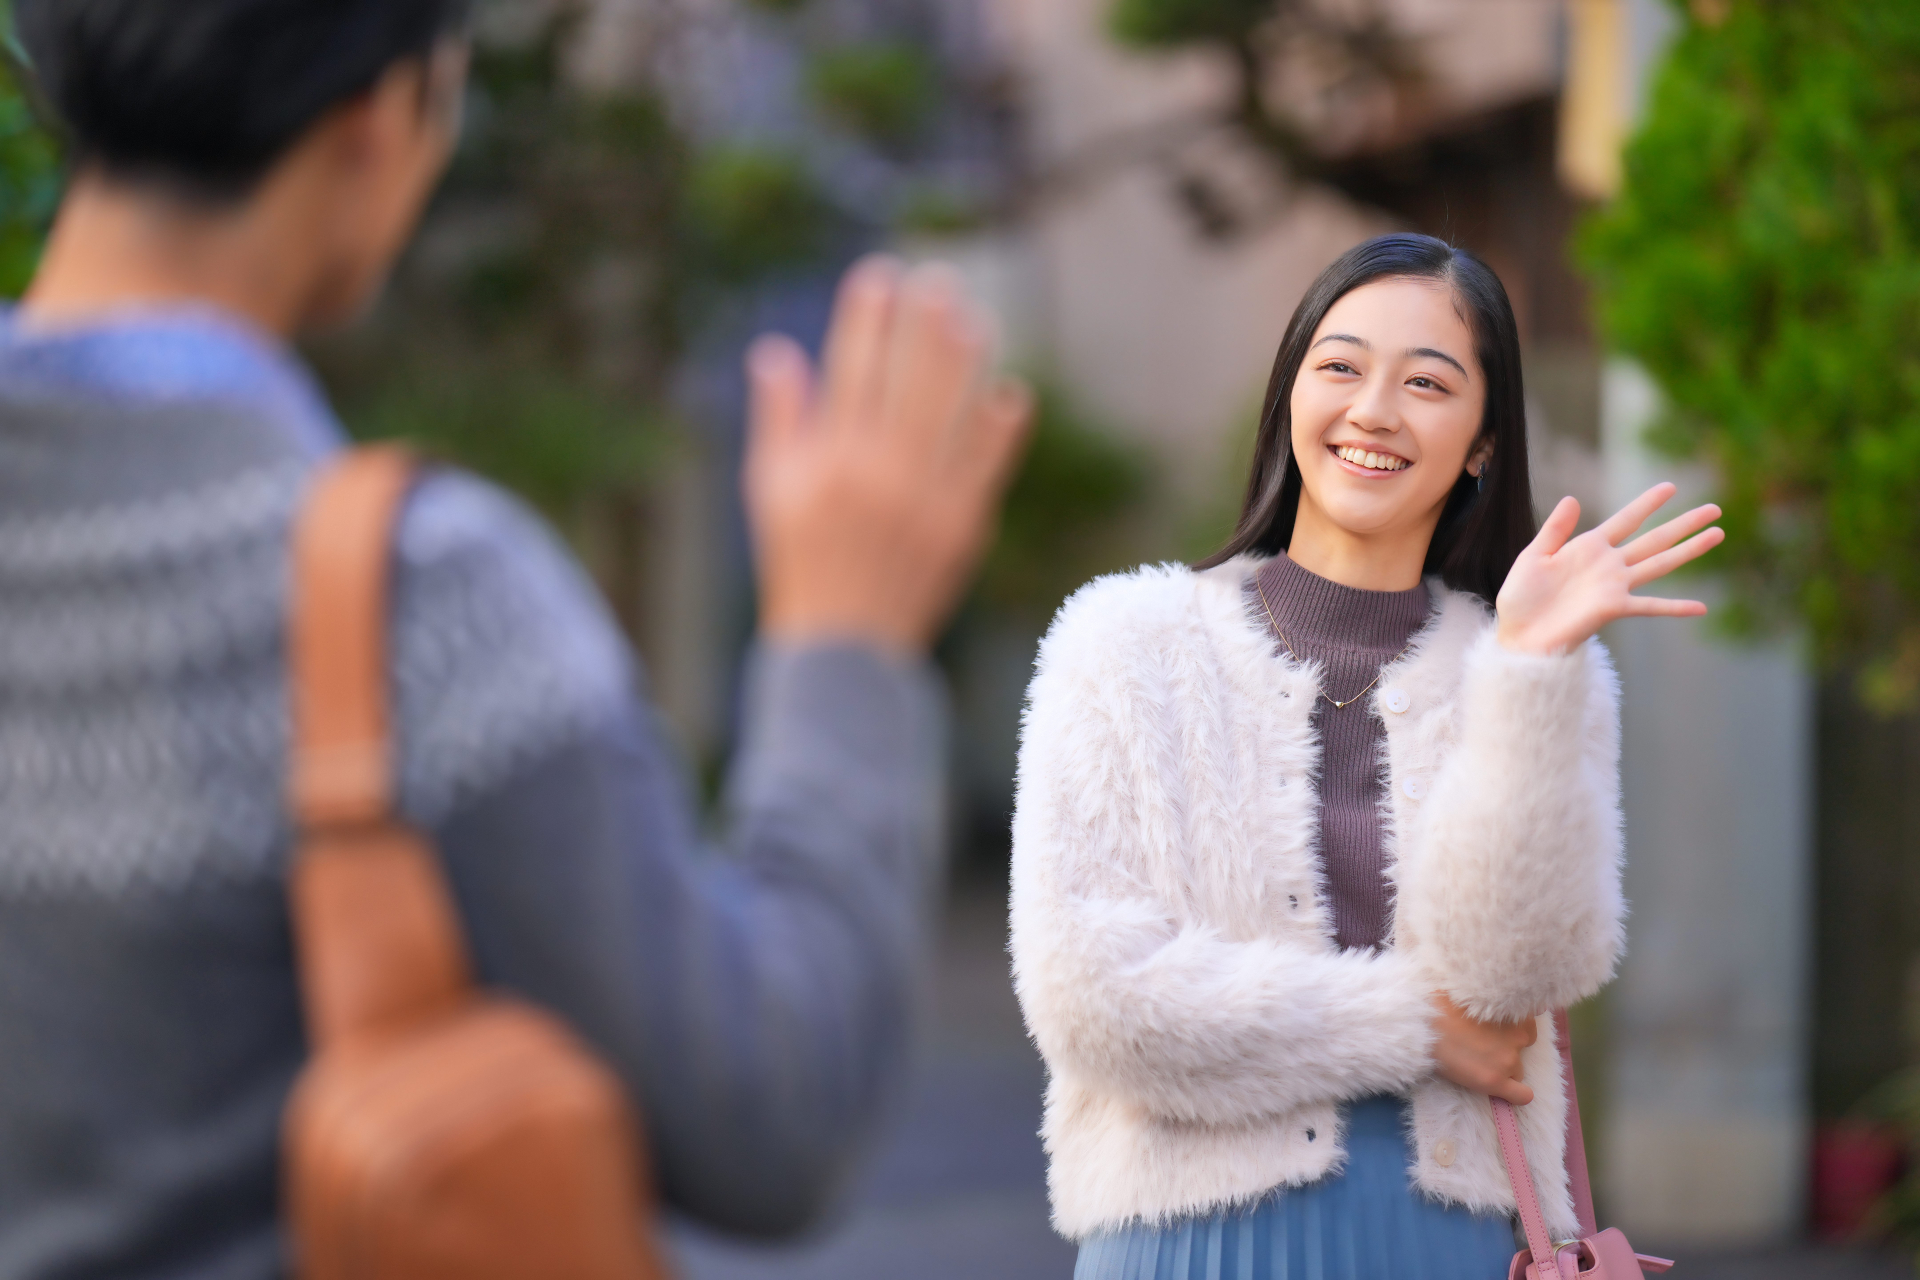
[1580,1,1920,707]
[0,12,59,297]
[312,5,836,626]
[1096,0,1425,235]
[806,43,939,149]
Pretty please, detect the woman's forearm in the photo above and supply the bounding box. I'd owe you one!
[1012,888,1438,1126]
[1397,631,1625,1021]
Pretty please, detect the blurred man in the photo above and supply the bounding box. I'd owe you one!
[0,0,1030,1275]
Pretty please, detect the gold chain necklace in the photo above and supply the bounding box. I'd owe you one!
[1255,576,1410,711]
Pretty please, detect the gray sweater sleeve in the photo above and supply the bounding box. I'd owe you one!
[386,473,948,1237]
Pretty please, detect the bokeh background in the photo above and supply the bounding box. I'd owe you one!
[6,0,1920,1275]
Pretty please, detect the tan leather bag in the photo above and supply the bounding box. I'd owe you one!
[281,445,671,1280]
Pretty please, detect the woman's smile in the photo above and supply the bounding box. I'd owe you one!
[1330,444,1411,474]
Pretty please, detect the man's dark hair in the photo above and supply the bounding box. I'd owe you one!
[1197,233,1537,607]
[15,0,471,199]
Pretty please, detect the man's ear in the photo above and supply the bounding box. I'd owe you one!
[314,58,430,176]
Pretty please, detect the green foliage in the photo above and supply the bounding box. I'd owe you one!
[0,22,58,297]
[1851,1072,1920,1260]
[1580,1,1920,707]
[976,384,1153,621]
[347,360,667,524]
[681,147,830,282]
[893,185,990,238]
[314,13,693,536]
[806,43,938,147]
[1109,0,1274,48]
[319,10,837,542]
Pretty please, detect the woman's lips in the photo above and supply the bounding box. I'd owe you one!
[1328,443,1410,476]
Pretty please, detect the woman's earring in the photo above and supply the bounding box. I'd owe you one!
[1475,464,1485,493]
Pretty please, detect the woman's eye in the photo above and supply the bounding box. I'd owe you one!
[1322,361,1357,375]
[1409,376,1444,391]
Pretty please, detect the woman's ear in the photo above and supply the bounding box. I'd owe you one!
[1465,436,1494,479]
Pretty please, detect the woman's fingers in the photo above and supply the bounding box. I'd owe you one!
[818,255,902,440]
[1494,1077,1536,1107]
[1627,526,1726,588]
[1531,495,1581,557]
[1596,481,1679,547]
[1623,594,1710,618]
[1622,502,1722,567]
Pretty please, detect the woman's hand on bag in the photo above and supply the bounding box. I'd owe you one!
[744,256,1033,655]
[1430,993,1538,1106]
[1495,481,1724,657]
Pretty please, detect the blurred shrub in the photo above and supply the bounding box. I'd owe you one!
[349,361,668,523]
[1581,1,1920,707]
[1855,1073,1920,1260]
[319,8,840,537]
[0,12,58,296]
[317,13,684,533]
[893,186,990,238]
[1110,0,1272,47]
[806,43,938,148]
[682,147,831,282]
[975,384,1153,623]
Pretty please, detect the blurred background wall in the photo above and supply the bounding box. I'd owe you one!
[5,0,1920,1271]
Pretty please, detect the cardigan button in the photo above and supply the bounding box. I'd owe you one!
[1383,687,1411,714]
[1432,1139,1456,1168]
[1401,776,1426,801]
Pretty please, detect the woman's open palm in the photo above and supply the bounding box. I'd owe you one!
[1496,482,1725,656]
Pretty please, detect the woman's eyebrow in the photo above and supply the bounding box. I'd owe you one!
[1408,347,1469,379]
[1310,333,1369,350]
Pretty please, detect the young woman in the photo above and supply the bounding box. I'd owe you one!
[1010,234,1722,1279]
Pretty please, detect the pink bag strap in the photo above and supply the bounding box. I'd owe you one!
[1495,1008,1675,1277]
[1492,1094,1570,1278]
[1554,1007,1599,1237]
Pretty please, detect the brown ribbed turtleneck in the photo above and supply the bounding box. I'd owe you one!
[1248,553,1431,952]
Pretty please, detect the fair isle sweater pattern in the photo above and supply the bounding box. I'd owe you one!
[0,450,629,897]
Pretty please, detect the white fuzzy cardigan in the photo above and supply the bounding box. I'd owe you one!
[1009,555,1624,1242]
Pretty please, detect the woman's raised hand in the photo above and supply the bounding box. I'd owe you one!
[1494,482,1725,657]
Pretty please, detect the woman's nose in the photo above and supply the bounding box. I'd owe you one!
[1346,378,1400,433]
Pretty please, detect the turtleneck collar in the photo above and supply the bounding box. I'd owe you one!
[1252,551,1432,655]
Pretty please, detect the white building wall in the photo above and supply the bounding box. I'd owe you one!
[1600,366,1812,1245]
[983,0,1565,502]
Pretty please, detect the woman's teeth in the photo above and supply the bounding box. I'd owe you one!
[1335,445,1408,472]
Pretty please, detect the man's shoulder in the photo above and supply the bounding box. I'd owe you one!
[388,468,635,827]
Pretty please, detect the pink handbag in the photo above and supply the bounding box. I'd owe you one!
[1493,1009,1676,1280]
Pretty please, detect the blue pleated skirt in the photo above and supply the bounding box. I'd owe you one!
[1074,1095,1517,1280]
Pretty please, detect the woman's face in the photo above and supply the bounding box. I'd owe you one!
[1288,276,1490,546]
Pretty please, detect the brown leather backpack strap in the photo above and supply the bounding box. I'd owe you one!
[288,445,471,1048]
[290,444,414,828]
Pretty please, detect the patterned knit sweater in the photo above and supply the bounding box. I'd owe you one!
[0,307,947,1278]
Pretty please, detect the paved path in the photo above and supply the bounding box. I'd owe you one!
[671,889,1912,1279]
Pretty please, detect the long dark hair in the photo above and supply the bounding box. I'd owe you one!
[1196,234,1534,605]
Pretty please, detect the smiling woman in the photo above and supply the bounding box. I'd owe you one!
[1010,234,1723,1280]
[1199,235,1535,602]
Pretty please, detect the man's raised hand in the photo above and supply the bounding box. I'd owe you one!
[744,256,1033,654]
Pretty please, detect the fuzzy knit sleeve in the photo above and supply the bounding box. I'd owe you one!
[1393,630,1626,1023]
[1009,573,1439,1128]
